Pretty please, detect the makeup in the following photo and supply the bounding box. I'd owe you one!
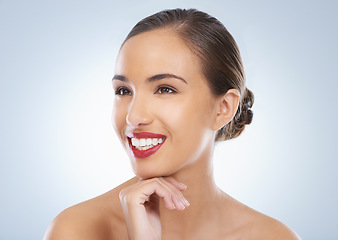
[127,132,166,158]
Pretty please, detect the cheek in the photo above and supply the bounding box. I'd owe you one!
[151,98,191,134]
[159,96,212,133]
[154,96,212,153]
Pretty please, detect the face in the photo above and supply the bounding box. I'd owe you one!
[112,29,219,179]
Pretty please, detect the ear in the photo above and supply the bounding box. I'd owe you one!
[212,89,240,131]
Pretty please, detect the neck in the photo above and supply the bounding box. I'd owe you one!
[159,143,224,235]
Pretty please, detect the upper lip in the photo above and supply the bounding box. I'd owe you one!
[126,132,166,139]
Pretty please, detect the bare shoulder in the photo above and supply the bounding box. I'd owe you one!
[220,194,301,240]
[43,177,138,240]
[250,211,301,240]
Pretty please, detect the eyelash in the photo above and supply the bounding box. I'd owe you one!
[115,87,131,96]
[114,86,177,95]
[155,86,177,94]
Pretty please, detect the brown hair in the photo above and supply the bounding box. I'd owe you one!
[121,8,254,141]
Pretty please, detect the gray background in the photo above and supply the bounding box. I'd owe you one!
[1,0,337,239]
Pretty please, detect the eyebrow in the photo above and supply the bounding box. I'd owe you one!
[112,73,188,84]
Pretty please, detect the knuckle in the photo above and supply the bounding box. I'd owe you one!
[165,189,173,199]
[119,191,136,205]
[124,194,134,205]
[152,179,161,188]
[151,177,160,183]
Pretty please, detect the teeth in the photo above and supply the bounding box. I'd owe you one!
[139,138,146,147]
[130,137,165,150]
[131,138,138,146]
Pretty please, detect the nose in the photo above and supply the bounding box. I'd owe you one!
[126,95,152,128]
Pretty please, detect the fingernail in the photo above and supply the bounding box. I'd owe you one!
[184,199,190,207]
[172,203,176,209]
[180,183,187,189]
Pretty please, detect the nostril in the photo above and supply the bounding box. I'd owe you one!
[126,113,152,128]
[125,97,153,127]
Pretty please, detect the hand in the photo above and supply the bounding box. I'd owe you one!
[119,177,190,240]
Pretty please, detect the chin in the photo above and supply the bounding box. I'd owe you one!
[133,165,174,180]
[134,169,163,180]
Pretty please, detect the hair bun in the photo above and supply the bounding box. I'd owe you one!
[238,88,254,125]
[215,87,254,141]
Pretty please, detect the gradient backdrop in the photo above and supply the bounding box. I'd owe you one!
[1,0,337,239]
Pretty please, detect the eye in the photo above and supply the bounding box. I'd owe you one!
[115,87,132,95]
[156,86,177,94]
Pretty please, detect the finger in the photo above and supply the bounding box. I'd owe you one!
[139,179,176,210]
[149,178,185,210]
[164,177,188,191]
[161,178,190,208]
[121,178,188,211]
[157,178,187,210]
[120,180,164,206]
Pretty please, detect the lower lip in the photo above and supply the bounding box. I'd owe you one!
[128,138,165,159]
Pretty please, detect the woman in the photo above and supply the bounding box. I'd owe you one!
[44,8,300,240]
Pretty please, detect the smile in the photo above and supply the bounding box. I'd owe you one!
[127,132,166,158]
[131,137,165,150]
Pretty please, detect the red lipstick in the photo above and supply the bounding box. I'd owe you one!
[126,132,166,159]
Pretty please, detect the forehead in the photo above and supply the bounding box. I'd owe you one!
[114,29,203,81]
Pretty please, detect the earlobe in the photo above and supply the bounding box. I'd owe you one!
[212,89,240,131]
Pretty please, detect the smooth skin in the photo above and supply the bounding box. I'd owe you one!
[44,29,300,240]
